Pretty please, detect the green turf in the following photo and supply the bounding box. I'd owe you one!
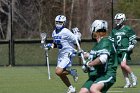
[0,66,139,93]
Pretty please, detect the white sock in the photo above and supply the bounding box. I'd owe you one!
[125,77,130,84]
[69,85,74,89]
[129,72,136,79]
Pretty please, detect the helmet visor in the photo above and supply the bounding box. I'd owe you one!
[55,21,65,29]
[55,21,64,25]
[114,19,121,25]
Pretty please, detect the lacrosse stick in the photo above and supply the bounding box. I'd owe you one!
[73,28,95,72]
[40,32,51,80]
[72,28,86,64]
[72,28,88,72]
[74,35,89,72]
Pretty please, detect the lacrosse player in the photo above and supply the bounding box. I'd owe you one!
[79,20,118,93]
[108,13,137,88]
[44,15,82,93]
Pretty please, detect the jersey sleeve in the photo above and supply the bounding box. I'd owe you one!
[65,29,77,44]
[108,30,115,42]
[126,26,137,45]
[96,38,111,57]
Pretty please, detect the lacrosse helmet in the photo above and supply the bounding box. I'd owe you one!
[55,15,66,29]
[114,13,126,26]
[91,20,108,33]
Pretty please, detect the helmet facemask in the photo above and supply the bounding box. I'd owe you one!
[55,21,65,29]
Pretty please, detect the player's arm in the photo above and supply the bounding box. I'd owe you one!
[127,28,137,51]
[86,41,110,67]
[86,53,108,67]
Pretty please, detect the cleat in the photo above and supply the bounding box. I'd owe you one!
[70,69,78,82]
[132,76,137,87]
[124,83,131,88]
[67,87,76,93]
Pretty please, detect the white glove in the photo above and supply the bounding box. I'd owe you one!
[86,61,95,71]
[82,65,88,73]
[127,45,134,51]
[86,61,90,67]
[41,40,45,43]
[90,50,96,55]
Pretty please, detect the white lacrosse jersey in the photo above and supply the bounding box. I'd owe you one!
[52,28,77,68]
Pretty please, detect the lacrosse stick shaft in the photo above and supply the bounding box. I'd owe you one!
[45,49,51,80]
[75,37,86,64]
[40,32,51,80]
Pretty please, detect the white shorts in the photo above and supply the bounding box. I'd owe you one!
[57,52,73,69]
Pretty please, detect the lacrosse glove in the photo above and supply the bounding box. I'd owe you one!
[82,65,88,73]
[127,45,134,52]
[45,43,53,50]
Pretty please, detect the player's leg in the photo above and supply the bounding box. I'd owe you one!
[90,83,103,93]
[90,75,114,93]
[79,88,90,93]
[79,78,94,93]
[66,52,78,82]
[56,53,76,93]
[120,53,132,88]
[121,66,131,88]
[55,67,71,86]
[127,52,137,87]
[120,53,137,88]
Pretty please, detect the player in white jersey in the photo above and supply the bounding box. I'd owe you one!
[46,15,80,93]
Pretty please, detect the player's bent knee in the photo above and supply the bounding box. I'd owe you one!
[90,84,102,93]
[90,87,98,93]
[55,69,63,76]
[79,88,89,93]
[121,62,127,68]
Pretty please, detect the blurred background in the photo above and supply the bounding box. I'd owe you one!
[0,0,140,66]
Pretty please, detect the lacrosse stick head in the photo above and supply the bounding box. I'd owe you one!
[40,32,47,43]
[72,27,79,34]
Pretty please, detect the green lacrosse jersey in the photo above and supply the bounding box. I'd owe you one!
[88,37,118,78]
[108,25,136,50]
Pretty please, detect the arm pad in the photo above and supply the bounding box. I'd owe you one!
[99,54,108,64]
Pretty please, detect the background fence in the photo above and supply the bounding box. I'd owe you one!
[0,39,140,66]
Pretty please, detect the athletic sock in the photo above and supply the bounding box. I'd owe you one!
[125,77,130,84]
[69,85,74,89]
[129,72,136,79]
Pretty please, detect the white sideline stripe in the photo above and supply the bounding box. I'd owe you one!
[108,91,124,93]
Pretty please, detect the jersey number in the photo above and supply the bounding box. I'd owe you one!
[54,39,63,49]
[117,36,121,46]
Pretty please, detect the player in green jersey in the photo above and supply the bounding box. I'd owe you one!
[108,13,137,88]
[79,20,118,93]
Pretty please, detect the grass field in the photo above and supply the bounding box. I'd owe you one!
[0,66,139,93]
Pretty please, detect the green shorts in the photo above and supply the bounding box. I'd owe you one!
[117,51,132,64]
[82,74,115,93]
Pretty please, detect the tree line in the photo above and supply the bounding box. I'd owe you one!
[0,0,140,40]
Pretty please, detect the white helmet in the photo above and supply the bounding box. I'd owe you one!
[114,13,126,26]
[55,15,66,29]
[91,20,108,33]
